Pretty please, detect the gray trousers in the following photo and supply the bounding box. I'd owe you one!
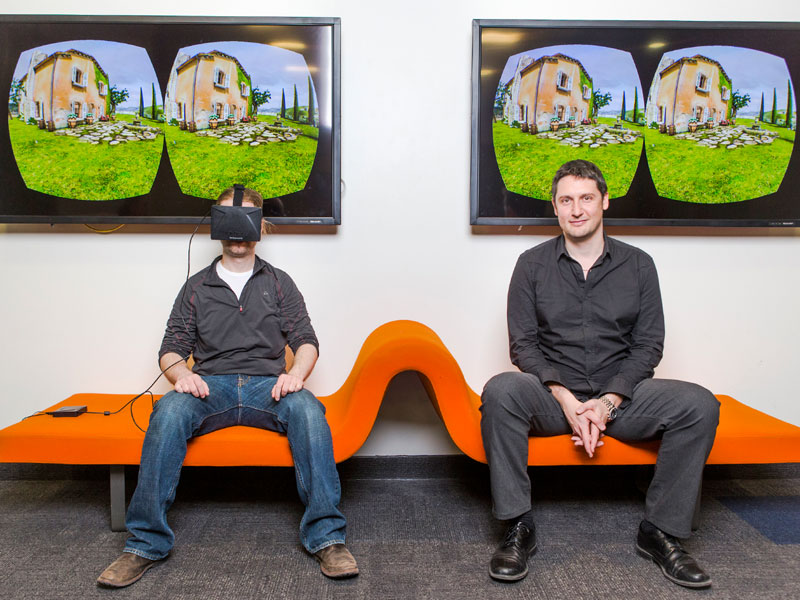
[480,373,720,538]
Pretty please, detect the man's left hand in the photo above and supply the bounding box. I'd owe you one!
[572,393,623,453]
[271,372,305,401]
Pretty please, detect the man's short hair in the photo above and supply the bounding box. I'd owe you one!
[216,186,264,208]
[550,160,608,200]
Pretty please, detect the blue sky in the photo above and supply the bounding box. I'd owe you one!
[13,40,160,109]
[657,46,795,116]
[174,41,315,107]
[499,45,642,113]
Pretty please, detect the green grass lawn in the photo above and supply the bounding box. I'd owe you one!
[8,116,165,201]
[164,115,318,199]
[492,119,644,201]
[644,122,795,204]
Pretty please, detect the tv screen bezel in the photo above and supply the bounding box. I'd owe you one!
[1,14,341,226]
[471,19,800,228]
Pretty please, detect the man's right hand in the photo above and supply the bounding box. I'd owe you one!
[174,372,209,398]
[160,353,209,398]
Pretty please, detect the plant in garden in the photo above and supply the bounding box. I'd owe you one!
[108,85,129,115]
[494,80,511,122]
[729,90,750,120]
[250,86,271,117]
[307,76,315,126]
[592,89,612,118]
[9,78,24,114]
[771,87,778,124]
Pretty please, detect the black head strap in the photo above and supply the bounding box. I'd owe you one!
[232,184,245,207]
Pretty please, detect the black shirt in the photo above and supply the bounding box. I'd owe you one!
[507,235,664,400]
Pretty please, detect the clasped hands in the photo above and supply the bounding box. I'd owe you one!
[549,385,620,458]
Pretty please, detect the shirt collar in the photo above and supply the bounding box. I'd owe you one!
[556,234,613,264]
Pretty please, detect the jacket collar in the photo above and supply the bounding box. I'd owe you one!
[204,254,269,286]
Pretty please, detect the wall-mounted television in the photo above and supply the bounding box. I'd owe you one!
[1,15,341,225]
[471,20,800,227]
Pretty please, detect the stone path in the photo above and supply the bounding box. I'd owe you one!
[194,122,303,146]
[671,125,778,149]
[54,121,163,145]
[534,124,641,148]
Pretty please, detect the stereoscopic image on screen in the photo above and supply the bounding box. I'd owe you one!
[494,45,643,201]
[472,21,800,226]
[8,40,163,201]
[644,46,795,204]
[164,41,319,201]
[0,16,340,225]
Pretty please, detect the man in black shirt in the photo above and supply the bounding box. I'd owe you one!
[97,186,358,588]
[481,160,719,588]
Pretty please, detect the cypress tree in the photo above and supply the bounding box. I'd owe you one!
[151,83,156,120]
[620,91,626,121]
[138,87,144,118]
[307,75,315,126]
[292,84,298,121]
[786,80,793,130]
[280,89,286,119]
[771,87,777,124]
[759,92,764,121]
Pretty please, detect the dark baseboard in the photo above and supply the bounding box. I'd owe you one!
[1,457,797,482]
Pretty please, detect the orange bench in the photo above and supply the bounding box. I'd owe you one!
[2,320,799,530]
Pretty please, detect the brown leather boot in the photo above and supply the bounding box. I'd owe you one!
[314,544,359,579]
[97,552,162,588]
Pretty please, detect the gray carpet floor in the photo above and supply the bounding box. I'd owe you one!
[1,458,798,599]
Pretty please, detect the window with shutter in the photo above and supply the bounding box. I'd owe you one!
[72,67,84,86]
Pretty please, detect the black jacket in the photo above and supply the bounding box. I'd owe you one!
[159,255,318,377]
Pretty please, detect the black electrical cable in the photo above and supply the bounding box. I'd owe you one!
[23,213,211,430]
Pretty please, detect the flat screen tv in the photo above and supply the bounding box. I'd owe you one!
[1,15,341,225]
[471,19,800,227]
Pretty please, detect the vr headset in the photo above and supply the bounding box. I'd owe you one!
[210,184,263,242]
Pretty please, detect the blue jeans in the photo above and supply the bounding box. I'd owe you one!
[124,374,346,559]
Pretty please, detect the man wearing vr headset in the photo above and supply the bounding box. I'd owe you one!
[98,186,357,588]
[480,160,719,588]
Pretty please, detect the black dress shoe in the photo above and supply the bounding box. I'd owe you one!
[489,521,537,582]
[636,521,711,588]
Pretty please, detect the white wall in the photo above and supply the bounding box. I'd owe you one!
[2,1,799,456]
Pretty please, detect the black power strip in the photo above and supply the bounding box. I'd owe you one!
[46,405,88,417]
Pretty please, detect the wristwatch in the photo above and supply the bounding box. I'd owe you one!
[598,395,618,422]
